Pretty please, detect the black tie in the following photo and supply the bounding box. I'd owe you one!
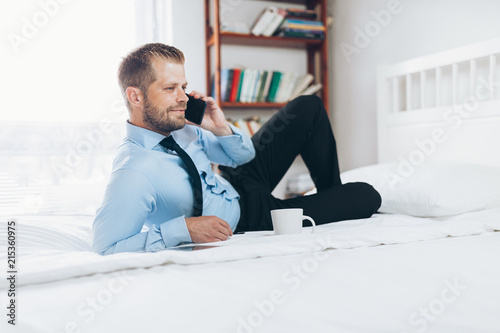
[160,136,203,217]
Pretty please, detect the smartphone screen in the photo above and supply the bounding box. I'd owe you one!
[185,94,207,125]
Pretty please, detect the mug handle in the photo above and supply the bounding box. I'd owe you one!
[302,215,316,233]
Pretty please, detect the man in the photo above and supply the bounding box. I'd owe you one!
[92,43,381,255]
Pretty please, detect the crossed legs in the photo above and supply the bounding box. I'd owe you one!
[220,95,381,232]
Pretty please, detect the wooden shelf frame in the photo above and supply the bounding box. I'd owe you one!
[221,101,287,109]
[207,32,325,49]
[204,0,329,113]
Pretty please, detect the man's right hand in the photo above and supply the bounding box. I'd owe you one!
[185,216,233,243]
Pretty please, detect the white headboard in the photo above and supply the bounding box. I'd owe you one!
[377,38,500,167]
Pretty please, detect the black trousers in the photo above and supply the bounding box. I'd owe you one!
[219,95,381,232]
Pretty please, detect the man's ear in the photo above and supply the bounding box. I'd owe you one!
[126,87,144,109]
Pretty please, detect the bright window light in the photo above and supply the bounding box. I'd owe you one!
[0,0,137,122]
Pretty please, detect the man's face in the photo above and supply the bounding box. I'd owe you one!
[142,58,188,135]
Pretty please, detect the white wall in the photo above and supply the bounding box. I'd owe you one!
[169,0,207,93]
[136,0,207,93]
[331,0,500,171]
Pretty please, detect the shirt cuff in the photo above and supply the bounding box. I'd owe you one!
[216,123,252,150]
[159,215,192,248]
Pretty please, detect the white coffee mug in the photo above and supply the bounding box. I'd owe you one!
[270,208,316,235]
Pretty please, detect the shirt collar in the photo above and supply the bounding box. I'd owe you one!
[125,121,167,150]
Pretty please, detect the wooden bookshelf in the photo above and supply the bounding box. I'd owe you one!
[204,0,329,113]
[221,101,286,109]
[207,32,324,49]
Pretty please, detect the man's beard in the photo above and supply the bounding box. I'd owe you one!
[142,96,187,135]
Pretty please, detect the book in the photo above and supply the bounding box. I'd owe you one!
[251,6,278,36]
[281,24,326,32]
[238,69,251,103]
[247,118,262,135]
[245,69,258,103]
[224,69,234,101]
[255,71,269,102]
[220,68,318,103]
[290,73,314,100]
[267,71,282,103]
[299,83,323,96]
[246,121,255,136]
[229,68,242,102]
[246,69,257,102]
[282,72,301,102]
[233,118,253,137]
[262,8,287,37]
[211,75,215,100]
[274,72,292,103]
[278,27,325,34]
[220,68,229,102]
[277,30,325,39]
[279,19,326,35]
[229,117,262,137]
[261,71,274,102]
[236,69,246,102]
[249,70,262,103]
[284,18,324,26]
[285,8,317,20]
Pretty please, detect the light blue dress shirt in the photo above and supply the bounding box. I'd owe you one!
[92,121,255,255]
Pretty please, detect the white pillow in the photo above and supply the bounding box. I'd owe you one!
[340,162,500,217]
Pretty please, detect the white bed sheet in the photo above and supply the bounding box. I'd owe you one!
[1,209,499,332]
[1,207,500,287]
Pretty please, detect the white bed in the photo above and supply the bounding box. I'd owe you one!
[2,39,500,333]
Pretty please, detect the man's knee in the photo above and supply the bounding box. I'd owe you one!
[288,94,323,112]
[285,95,327,124]
[293,94,322,104]
[347,182,382,215]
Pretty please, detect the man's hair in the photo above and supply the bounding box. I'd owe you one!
[118,43,185,109]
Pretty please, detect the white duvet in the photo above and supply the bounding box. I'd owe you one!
[1,207,499,287]
[1,209,499,333]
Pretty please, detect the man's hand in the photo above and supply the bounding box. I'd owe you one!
[187,91,232,136]
[185,215,233,243]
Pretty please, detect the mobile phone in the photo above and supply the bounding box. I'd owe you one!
[185,94,207,125]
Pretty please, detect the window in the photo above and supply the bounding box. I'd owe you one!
[0,0,137,122]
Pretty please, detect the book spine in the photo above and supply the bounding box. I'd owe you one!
[220,69,229,102]
[278,31,325,39]
[267,72,282,103]
[256,71,268,102]
[262,8,287,37]
[279,27,326,34]
[274,72,290,103]
[286,18,324,26]
[229,69,242,102]
[300,83,323,96]
[285,10,317,20]
[250,70,262,103]
[237,69,247,102]
[290,73,314,100]
[211,75,215,100]
[248,118,262,135]
[224,69,234,102]
[261,71,274,102]
[251,6,278,36]
[246,120,255,136]
[245,69,257,103]
[234,118,253,137]
[283,23,326,31]
[283,72,300,102]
